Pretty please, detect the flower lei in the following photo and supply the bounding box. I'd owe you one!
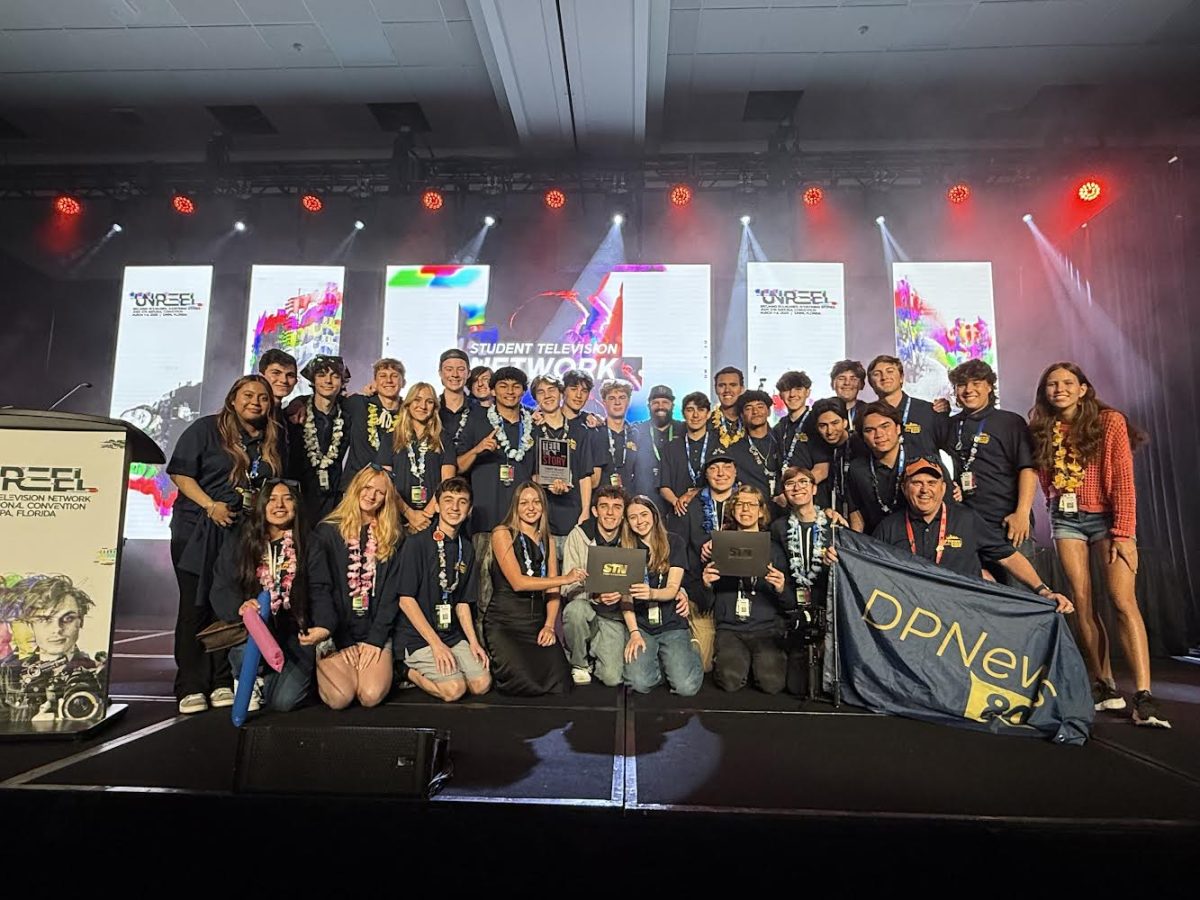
[488,405,535,461]
[407,439,430,486]
[786,510,827,591]
[710,408,745,447]
[701,487,728,534]
[256,531,297,614]
[366,401,397,451]
[346,524,378,611]
[436,532,463,599]
[303,398,345,478]
[1051,422,1085,492]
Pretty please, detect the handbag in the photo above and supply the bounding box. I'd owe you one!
[196,619,248,653]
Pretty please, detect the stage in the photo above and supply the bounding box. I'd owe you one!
[3,623,1198,873]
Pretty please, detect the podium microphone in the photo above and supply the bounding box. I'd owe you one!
[48,382,93,411]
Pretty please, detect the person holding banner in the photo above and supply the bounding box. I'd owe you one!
[828,360,868,434]
[290,355,350,527]
[772,371,817,473]
[727,390,784,515]
[700,485,791,694]
[485,483,585,696]
[810,398,867,518]
[378,382,457,535]
[683,449,739,672]
[340,358,406,490]
[596,379,640,492]
[946,360,1037,580]
[308,464,404,709]
[168,374,283,715]
[621,495,701,697]
[867,355,950,459]
[531,375,594,560]
[710,367,747,447]
[1030,362,1168,727]
[210,480,315,714]
[437,349,472,443]
[561,486,630,686]
[658,392,712,538]
[394,477,491,702]
[872,458,1073,616]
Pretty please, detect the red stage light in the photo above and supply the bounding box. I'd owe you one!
[54,195,82,216]
[669,184,693,208]
[803,186,824,207]
[544,188,566,210]
[301,193,323,213]
[172,194,195,215]
[1077,179,1102,202]
[421,189,444,211]
[947,183,971,204]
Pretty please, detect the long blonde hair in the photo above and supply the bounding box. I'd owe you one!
[622,494,670,574]
[322,465,402,561]
[392,381,444,453]
[495,481,550,547]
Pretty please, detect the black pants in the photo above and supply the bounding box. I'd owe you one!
[171,533,232,700]
[713,628,787,694]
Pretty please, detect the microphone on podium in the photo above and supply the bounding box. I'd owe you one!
[48,382,93,411]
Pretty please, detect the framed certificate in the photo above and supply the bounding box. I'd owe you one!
[536,437,572,486]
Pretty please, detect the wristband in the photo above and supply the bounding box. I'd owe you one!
[1034,582,1050,595]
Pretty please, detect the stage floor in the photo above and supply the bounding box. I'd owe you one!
[4,624,1199,869]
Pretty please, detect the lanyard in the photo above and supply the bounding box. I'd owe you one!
[518,533,546,578]
[899,396,912,429]
[955,416,988,472]
[870,440,905,514]
[607,423,630,469]
[438,534,463,600]
[685,432,709,485]
[746,431,778,477]
[906,503,948,565]
[785,410,810,463]
[651,423,675,461]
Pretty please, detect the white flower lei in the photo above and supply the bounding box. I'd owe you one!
[487,405,535,461]
[787,509,828,589]
[303,398,345,475]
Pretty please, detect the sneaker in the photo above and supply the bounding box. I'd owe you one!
[178,693,207,715]
[1092,680,1126,711]
[571,666,593,685]
[232,678,264,712]
[208,687,234,709]
[1132,691,1171,728]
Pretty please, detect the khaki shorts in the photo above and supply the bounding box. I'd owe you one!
[405,640,488,682]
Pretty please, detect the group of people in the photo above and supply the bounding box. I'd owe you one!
[163,344,1169,729]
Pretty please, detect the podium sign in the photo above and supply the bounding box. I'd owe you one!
[0,426,130,735]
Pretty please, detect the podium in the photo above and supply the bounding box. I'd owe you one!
[0,410,163,739]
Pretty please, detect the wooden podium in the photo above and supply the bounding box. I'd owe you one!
[0,410,163,739]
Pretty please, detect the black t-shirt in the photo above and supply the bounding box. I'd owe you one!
[947,405,1035,529]
[377,438,451,511]
[873,503,1014,579]
[813,434,869,513]
[772,411,817,471]
[682,489,733,607]
[438,393,471,448]
[769,513,831,608]
[341,394,400,489]
[635,420,680,511]
[167,414,275,534]
[726,429,783,503]
[707,533,790,633]
[455,406,537,533]
[846,454,904,535]
[534,416,596,536]
[632,533,688,635]
[288,398,349,501]
[880,393,950,459]
[595,421,640,492]
[659,431,712,499]
[393,527,479,655]
[707,410,746,447]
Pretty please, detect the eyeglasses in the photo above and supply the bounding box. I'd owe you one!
[785,479,814,488]
[733,501,761,511]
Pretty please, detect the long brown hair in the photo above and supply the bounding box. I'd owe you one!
[218,375,283,485]
[236,480,310,629]
[392,382,444,453]
[1029,361,1146,470]
[496,481,550,547]
[322,465,402,561]
[622,494,671,574]
[723,484,769,531]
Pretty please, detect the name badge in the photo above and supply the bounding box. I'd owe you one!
[1059,492,1078,515]
[904,423,921,434]
[435,602,453,631]
[318,469,330,491]
[960,471,976,493]
[352,594,368,615]
[499,464,515,485]
[768,476,777,497]
[410,485,428,506]
[647,604,661,626]
[610,473,623,487]
[735,594,751,621]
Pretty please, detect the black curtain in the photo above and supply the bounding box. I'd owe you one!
[1053,163,1199,655]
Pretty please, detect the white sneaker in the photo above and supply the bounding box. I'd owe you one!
[178,693,207,715]
[571,666,593,685]
[234,678,264,712]
[208,687,234,708]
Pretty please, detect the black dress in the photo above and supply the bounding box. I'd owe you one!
[483,530,570,696]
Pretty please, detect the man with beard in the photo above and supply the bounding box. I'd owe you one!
[636,384,681,515]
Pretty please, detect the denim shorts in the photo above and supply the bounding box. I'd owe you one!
[1050,509,1112,544]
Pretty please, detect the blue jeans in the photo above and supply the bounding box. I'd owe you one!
[228,637,313,713]
[624,627,703,696]
[1051,510,1113,544]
